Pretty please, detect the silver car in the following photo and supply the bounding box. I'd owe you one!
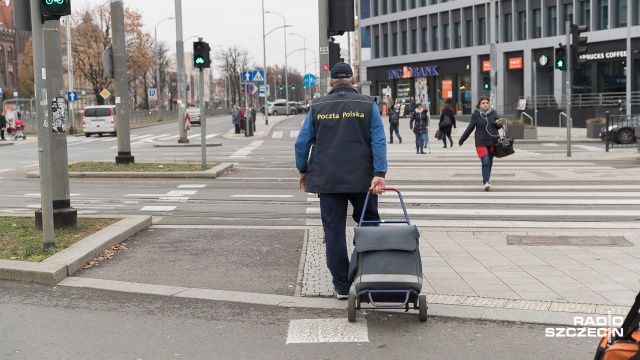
[268,101,297,116]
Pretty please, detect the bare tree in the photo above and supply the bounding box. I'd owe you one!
[215,45,251,108]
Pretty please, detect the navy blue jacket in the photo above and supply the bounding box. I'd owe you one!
[409,110,429,134]
[458,109,502,147]
[294,84,387,193]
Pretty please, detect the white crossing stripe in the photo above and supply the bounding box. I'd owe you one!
[231,195,293,198]
[305,207,640,217]
[272,131,283,138]
[290,130,299,138]
[140,206,177,212]
[286,319,369,344]
[178,184,207,189]
[576,145,603,151]
[230,140,264,158]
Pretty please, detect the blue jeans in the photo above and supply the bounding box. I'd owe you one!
[389,126,401,143]
[480,150,495,183]
[414,133,426,151]
[319,193,380,295]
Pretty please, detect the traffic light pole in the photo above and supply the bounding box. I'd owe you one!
[198,40,207,170]
[318,0,330,95]
[175,0,188,143]
[261,0,269,125]
[111,0,134,165]
[30,0,55,249]
[565,21,572,158]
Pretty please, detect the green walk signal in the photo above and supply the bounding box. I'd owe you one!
[195,56,205,65]
[291,84,295,90]
[555,59,565,70]
[483,76,490,90]
[41,0,71,19]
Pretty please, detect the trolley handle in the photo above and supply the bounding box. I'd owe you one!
[358,187,411,227]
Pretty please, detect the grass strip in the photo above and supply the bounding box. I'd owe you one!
[68,162,216,172]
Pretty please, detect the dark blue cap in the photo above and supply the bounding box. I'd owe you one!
[330,62,353,79]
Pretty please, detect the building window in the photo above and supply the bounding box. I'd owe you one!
[548,6,557,36]
[580,1,591,26]
[615,0,627,27]
[634,0,640,25]
[465,20,473,46]
[532,8,541,38]
[517,11,526,40]
[421,27,428,52]
[454,22,461,48]
[374,35,380,58]
[478,18,486,45]
[382,0,388,15]
[401,30,408,55]
[373,0,379,16]
[504,13,512,42]
[392,32,398,56]
[442,23,450,50]
[400,0,406,11]
[598,0,609,29]
[432,25,439,50]
[8,71,13,88]
[420,0,427,6]
[411,29,417,53]
[391,0,397,13]
[383,34,389,57]
[410,0,416,9]
[563,3,573,34]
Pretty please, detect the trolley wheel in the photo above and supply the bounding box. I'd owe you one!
[85,133,90,138]
[348,294,356,322]
[419,294,428,322]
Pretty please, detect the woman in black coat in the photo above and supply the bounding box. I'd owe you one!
[438,99,457,148]
[0,111,6,140]
[409,103,429,154]
[458,96,503,191]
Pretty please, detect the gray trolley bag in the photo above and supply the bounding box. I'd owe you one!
[347,187,427,322]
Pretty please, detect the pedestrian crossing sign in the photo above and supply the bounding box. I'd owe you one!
[251,70,265,83]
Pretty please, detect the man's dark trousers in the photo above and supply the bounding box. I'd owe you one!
[319,192,380,295]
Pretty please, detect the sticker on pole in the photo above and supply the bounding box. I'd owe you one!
[184,112,191,131]
[322,64,329,72]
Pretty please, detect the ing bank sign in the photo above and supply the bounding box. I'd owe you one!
[387,66,439,80]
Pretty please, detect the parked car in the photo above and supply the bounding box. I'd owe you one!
[82,105,117,137]
[599,116,639,144]
[186,107,201,125]
[294,101,308,114]
[268,100,297,116]
[290,101,306,114]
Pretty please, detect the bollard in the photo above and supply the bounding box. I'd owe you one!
[244,116,249,137]
[246,117,254,137]
[605,111,610,153]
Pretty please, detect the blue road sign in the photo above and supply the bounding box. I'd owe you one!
[246,83,255,94]
[251,70,265,83]
[303,74,317,87]
[148,88,157,98]
[67,91,78,102]
[241,71,252,83]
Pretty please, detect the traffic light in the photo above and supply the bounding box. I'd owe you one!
[279,84,284,91]
[291,84,295,90]
[483,77,490,90]
[40,0,71,20]
[555,46,567,71]
[328,39,341,69]
[193,41,211,70]
[303,85,307,89]
[328,0,355,37]
[571,24,588,70]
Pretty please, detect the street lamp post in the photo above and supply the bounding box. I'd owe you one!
[265,11,289,116]
[290,33,307,102]
[261,0,268,125]
[155,16,174,116]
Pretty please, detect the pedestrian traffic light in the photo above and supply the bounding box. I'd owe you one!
[555,46,567,71]
[303,85,307,89]
[193,41,210,70]
[328,0,355,37]
[279,84,284,91]
[329,39,341,69]
[571,24,588,70]
[291,84,295,90]
[483,77,490,90]
[40,0,72,20]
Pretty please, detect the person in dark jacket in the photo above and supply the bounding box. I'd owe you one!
[458,96,503,191]
[409,96,416,115]
[231,105,241,134]
[439,99,457,148]
[409,102,429,154]
[250,105,257,132]
[388,108,402,144]
[0,111,6,140]
[294,62,387,299]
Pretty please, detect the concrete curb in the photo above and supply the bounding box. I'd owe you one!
[0,141,13,146]
[26,162,234,179]
[152,143,222,148]
[0,215,152,285]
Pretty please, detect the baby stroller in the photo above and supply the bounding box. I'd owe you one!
[7,119,25,140]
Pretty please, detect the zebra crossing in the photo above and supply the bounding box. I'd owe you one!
[65,133,221,147]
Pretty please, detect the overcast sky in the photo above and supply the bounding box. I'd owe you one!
[75,0,351,77]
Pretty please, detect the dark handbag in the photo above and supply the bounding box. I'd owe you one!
[494,126,515,158]
[435,129,442,140]
[440,114,452,128]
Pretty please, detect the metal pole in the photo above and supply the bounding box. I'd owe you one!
[626,0,632,115]
[111,0,134,164]
[565,20,572,157]
[283,17,289,116]
[66,16,75,134]
[606,111,610,152]
[533,61,537,127]
[155,26,161,116]
[199,38,206,170]
[43,18,77,230]
[175,0,188,143]
[318,0,330,94]
[262,0,269,125]
[489,0,497,111]
[31,0,54,249]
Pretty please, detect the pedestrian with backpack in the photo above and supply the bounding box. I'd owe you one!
[439,98,457,148]
[388,108,402,144]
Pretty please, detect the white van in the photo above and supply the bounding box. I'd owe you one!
[83,105,116,137]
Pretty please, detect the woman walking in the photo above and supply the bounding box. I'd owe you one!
[409,102,429,154]
[458,96,503,191]
[439,99,456,148]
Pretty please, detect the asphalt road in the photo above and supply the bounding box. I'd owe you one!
[0,281,598,360]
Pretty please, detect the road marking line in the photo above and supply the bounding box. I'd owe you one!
[286,319,369,344]
[272,131,283,138]
[178,184,206,188]
[230,140,264,158]
[166,190,197,195]
[306,207,640,217]
[290,130,299,138]
[155,135,179,141]
[140,206,176,211]
[231,195,293,198]
[125,194,187,197]
[306,197,640,205]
